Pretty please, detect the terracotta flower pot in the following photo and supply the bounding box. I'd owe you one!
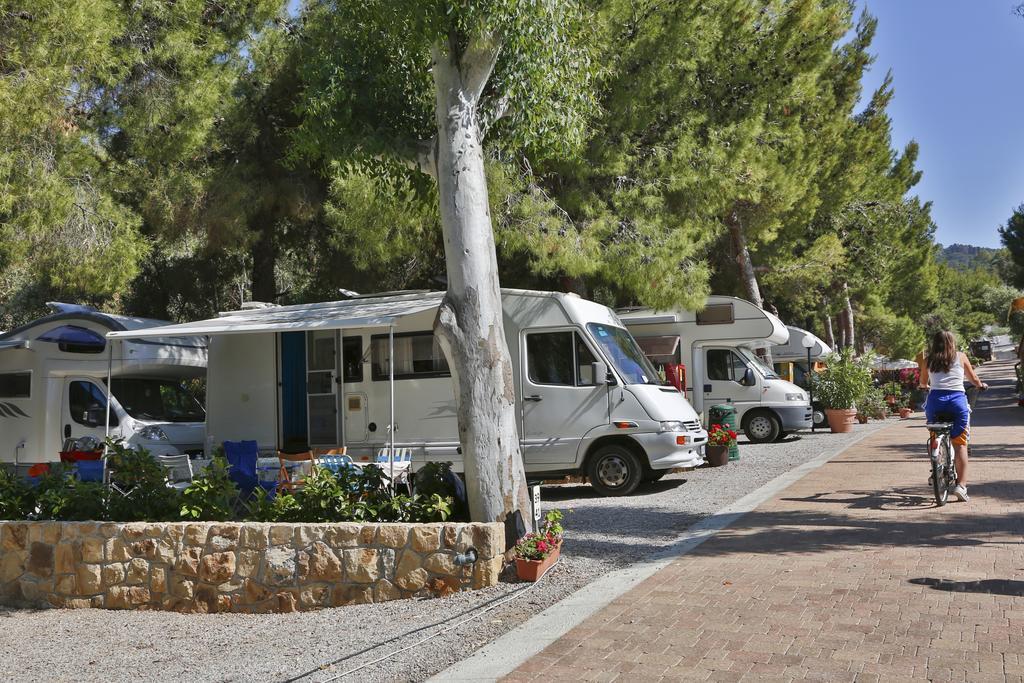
[705,444,729,467]
[856,414,868,424]
[899,407,911,419]
[825,408,857,433]
[515,542,561,582]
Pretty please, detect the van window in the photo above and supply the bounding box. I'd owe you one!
[69,381,117,427]
[0,371,30,398]
[696,304,734,325]
[527,331,598,387]
[371,333,450,381]
[707,349,747,382]
[342,336,363,383]
[38,325,106,353]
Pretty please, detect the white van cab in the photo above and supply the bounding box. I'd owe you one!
[619,296,812,443]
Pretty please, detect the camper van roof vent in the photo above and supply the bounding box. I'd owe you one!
[46,302,98,314]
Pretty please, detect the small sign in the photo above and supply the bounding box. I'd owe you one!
[531,485,542,528]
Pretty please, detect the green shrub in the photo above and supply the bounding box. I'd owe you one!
[0,467,36,520]
[180,457,238,521]
[815,348,873,410]
[104,440,182,522]
[32,466,108,521]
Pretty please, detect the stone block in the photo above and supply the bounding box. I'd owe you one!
[374,579,402,603]
[125,558,149,585]
[263,547,297,586]
[236,550,260,578]
[29,522,60,544]
[144,524,164,538]
[331,584,372,607]
[26,542,54,578]
[410,526,441,553]
[65,598,93,609]
[207,524,240,552]
[81,537,105,563]
[442,525,458,548]
[376,525,408,549]
[269,525,293,546]
[170,575,194,600]
[165,524,184,545]
[294,525,325,546]
[0,549,26,584]
[199,552,236,584]
[472,555,503,589]
[121,523,148,540]
[239,525,268,550]
[18,577,51,604]
[76,563,102,594]
[459,525,503,559]
[359,525,377,545]
[380,549,396,580]
[151,567,167,593]
[324,524,360,548]
[176,547,202,576]
[297,542,343,582]
[424,552,458,576]
[131,539,175,565]
[276,590,299,613]
[184,524,209,547]
[243,578,271,603]
[193,584,221,613]
[1,523,27,551]
[300,585,329,608]
[395,551,428,592]
[55,542,80,574]
[106,537,131,562]
[102,563,125,587]
[55,573,77,596]
[98,523,121,538]
[107,586,151,609]
[343,548,380,583]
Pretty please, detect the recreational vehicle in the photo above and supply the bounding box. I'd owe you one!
[619,296,812,443]
[0,303,207,466]
[108,290,708,497]
[772,326,831,428]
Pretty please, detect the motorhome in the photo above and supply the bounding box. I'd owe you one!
[619,296,812,443]
[0,303,207,467]
[108,289,708,497]
[771,326,831,428]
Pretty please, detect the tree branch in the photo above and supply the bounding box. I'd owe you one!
[461,33,500,103]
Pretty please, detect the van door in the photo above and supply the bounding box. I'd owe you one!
[62,378,118,448]
[521,329,610,468]
[341,335,368,443]
[703,347,758,416]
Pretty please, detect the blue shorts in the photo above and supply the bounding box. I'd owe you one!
[925,390,970,445]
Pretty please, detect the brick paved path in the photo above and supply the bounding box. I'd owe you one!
[505,361,1024,682]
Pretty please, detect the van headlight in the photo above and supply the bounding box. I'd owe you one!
[785,393,807,402]
[658,421,687,432]
[139,425,168,441]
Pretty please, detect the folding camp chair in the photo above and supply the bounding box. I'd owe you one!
[223,440,275,498]
[277,450,316,492]
[156,454,194,491]
[312,447,354,477]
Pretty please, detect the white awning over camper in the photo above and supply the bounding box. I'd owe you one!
[105,293,446,340]
[772,326,831,361]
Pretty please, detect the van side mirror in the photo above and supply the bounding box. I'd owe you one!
[591,361,613,386]
[741,367,755,387]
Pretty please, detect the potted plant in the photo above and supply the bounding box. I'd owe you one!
[705,424,736,467]
[815,348,872,433]
[882,380,902,407]
[514,509,564,581]
[860,387,887,421]
[898,396,912,419]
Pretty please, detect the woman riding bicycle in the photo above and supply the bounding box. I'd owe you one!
[918,330,988,502]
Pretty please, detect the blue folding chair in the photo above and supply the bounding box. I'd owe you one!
[223,440,276,498]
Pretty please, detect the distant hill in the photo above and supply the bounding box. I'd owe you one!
[937,243,1003,271]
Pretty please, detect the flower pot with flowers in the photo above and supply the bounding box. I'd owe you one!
[705,424,736,467]
[816,349,873,433]
[513,509,565,581]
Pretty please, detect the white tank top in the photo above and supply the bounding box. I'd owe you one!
[929,353,965,392]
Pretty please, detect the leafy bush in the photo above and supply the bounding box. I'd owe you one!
[413,461,467,521]
[180,457,238,521]
[815,348,873,410]
[0,467,36,520]
[859,387,888,419]
[104,440,181,522]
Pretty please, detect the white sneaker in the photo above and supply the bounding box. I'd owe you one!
[952,485,969,502]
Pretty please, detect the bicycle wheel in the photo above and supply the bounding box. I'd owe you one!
[931,436,949,506]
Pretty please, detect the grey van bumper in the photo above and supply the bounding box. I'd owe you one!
[633,429,709,470]
[776,405,813,432]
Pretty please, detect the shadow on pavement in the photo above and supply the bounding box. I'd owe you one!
[909,577,1024,597]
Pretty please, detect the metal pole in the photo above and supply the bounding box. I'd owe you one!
[105,341,113,447]
[807,346,815,433]
[388,325,395,491]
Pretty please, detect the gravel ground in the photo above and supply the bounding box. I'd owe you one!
[0,422,890,683]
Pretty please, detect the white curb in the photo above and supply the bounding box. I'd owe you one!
[429,426,883,682]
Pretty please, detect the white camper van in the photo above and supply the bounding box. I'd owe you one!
[109,290,707,496]
[772,326,831,428]
[619,296,812,443]
[0,303,207,466]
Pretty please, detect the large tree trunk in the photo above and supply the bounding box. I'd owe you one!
[725,207,763,308]
[841,283,856,351]
[250,220,277,303]
[429,43,532,533]
[823,312,835,349]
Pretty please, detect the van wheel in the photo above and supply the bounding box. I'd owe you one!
[744,411,781,444]
[588,445,643,496]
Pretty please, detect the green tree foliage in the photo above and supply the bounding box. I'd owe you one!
[999,205,1024,289]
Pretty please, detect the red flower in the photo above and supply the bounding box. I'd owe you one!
[537,540,549,553]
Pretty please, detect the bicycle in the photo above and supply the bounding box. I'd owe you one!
[925,385,984,506]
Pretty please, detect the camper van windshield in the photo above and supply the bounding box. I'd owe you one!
[110,378,205,423]
[586,323,661,385]
[738,347,780,379]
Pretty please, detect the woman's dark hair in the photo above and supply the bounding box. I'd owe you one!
[927,330,958,373]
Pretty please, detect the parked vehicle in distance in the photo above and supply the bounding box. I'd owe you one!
[771,326,831,429]
[110,289,708,497]
[969,338,992,362]
[619,296,812,443]
[0,303,207,468]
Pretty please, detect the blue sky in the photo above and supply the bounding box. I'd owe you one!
[856,1,1024,248]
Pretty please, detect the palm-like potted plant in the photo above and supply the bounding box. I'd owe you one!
[705,424,736,467]
[815,349,873,433]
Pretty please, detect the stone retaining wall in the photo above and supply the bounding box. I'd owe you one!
[0,521,504,613]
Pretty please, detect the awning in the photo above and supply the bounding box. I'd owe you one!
[106,293,446,340]
[635,335,680,362]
